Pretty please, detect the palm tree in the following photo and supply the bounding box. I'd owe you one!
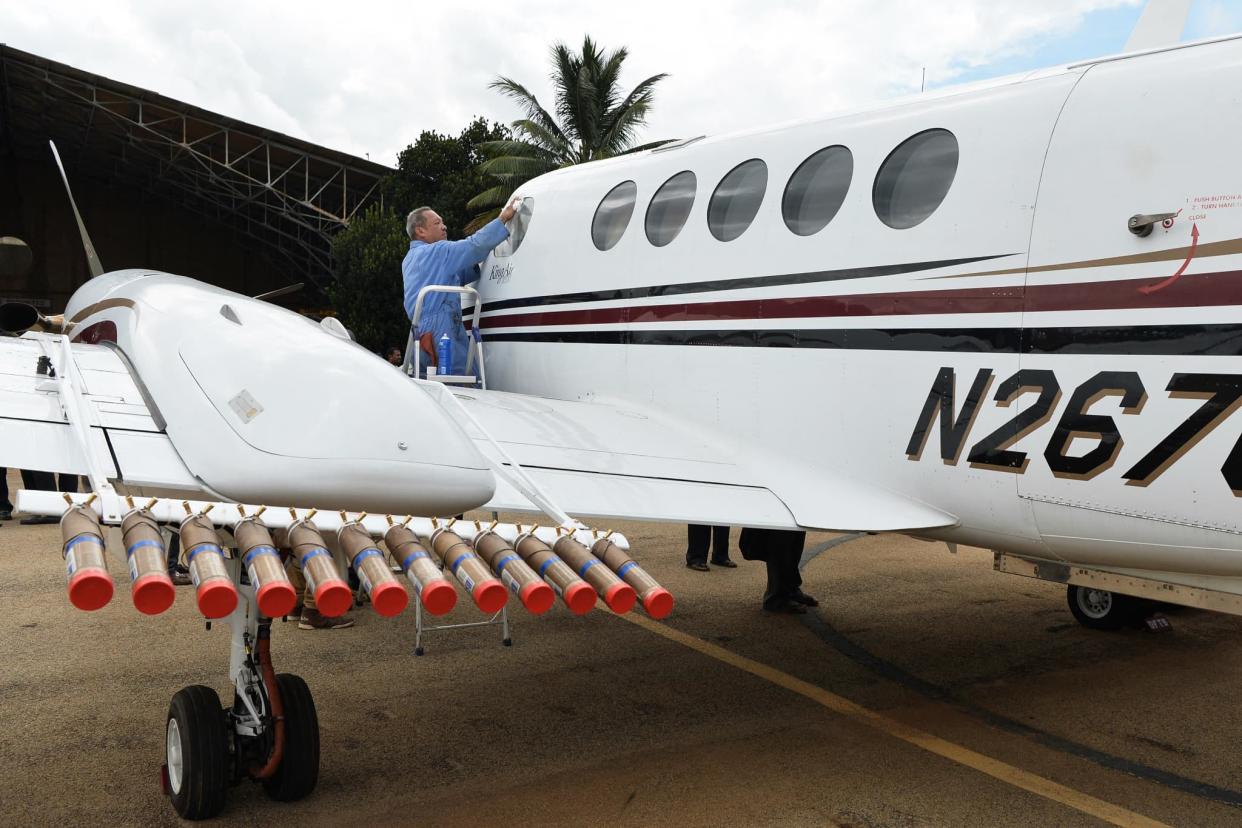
[468,36,670,227]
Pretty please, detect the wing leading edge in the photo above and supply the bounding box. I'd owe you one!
[449,388,957,532]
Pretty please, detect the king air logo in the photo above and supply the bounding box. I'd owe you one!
[488,263,514,285]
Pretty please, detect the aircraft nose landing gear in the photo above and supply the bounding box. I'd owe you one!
[1066,584,1144,630]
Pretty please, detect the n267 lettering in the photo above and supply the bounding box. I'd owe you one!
[906,368,1242,490]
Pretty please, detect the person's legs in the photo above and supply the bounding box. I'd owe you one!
[686,524,710,570]
[763,530,809,613]
[0,467,12,519]
[56,474,82,493]
[709,525,735,566]
[19,470,59,524]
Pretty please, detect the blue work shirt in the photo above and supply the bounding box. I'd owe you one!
[401,219,509,375]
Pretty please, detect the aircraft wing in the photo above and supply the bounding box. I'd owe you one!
[0,335,201,494]
[450,388,957,532]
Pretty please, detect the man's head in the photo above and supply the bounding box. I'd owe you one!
[406,207,447,243]
[385,346,403,365]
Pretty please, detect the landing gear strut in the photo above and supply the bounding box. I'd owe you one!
[163,554,319,819]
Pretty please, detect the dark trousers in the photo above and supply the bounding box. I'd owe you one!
[739,528,806,607]
[0,467,11,513]
[686,524,731,565]
[20,470,82,493]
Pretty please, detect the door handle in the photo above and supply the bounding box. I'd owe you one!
[1128,212,1178,237]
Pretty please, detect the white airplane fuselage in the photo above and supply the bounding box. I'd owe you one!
[476,36,1242,588]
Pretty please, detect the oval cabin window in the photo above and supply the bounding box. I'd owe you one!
[707,159,768,242]
[782,145,853,236]
[591,181,638,251]
[645,171,697,247]
[872,129,959,229]
[493,197,534,257]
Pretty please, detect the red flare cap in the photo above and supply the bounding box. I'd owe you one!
[563,580,597,616]
[197,579,239,619]
[642,587,675,620]
[472,578,507,614]
[68,569,114,612]
[519,579,555,615]
[131,572,175,616]
[370,580,409,617]
[314,581,353,618]
[420,579,457,616]
[604,581,638,614]
[256,581,298,618]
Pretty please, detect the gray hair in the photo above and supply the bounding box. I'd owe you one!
[405,207,434,240]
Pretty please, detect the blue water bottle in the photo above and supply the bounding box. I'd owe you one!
[436,334,453,376]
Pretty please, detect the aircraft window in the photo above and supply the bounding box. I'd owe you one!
[708,159,768,242]
[493,197,534,258]
[591,181,638,251]
[782,145,853,236]
[645,171,697,247]
[873,128,959,229]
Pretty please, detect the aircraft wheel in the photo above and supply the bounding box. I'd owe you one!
[262,673,319,802]
[165,685,230,820]
[1066,585,1139,630]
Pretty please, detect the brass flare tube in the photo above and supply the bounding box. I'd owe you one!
[592,537,662,599]
[234,519,289,592]
[553,535,625,597]
[286,521,346,597]
[180,514,230,588]
[514,533,589,599]
[473,531,542,596]
[120,509,166,585]
[384,525,452,595]
[338,523,401,596]
[428,528,499,596]
[60,503,113,610]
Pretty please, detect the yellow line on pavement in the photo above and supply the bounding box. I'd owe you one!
[619,611,1169,828]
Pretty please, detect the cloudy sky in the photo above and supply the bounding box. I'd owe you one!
[3,1,1240,165]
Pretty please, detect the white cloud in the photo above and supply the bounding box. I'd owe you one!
[0,0,1199,165]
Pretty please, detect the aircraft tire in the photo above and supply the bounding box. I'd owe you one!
[166,685,230,820]
[1066,585,1140,630]
[262,673,319,802]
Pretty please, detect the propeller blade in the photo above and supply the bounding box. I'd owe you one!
[48,141,104,279]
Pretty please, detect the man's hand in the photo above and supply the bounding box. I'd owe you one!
[499,196,522,224]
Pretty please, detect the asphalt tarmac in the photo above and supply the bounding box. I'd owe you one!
[2,508,1241,827]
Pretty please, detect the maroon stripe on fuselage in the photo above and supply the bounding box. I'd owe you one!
[482,270,1242,329]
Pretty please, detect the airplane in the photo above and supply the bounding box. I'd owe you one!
[2,1,1238,820]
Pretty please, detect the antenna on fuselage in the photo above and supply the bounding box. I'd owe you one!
[48,140,104,279]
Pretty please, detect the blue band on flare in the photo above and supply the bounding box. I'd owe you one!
[538,558,556,577]
[352,548,383,568]
[617,561,638,578]
[495,553,519,574]
[125,539,163,559]
[243,545,278,566]
[401,550,429,570]
[577,558,598,578]
[64,535,102,556]
[186,542,222,562]
[299,547,330,568]
[449,551,474,574]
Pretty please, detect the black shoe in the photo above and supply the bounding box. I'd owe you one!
[790,590,819,607]
[0,510,11,521]
[711,559,738,568]
[686,561,710,572]
[763,600,807,615]
[19,515,58,525]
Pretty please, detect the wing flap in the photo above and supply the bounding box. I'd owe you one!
[452,388,956,532]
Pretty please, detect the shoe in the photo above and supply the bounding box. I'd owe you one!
[711,559,738,568]
[0,510,11,521]
[762,600,808,615]
[686,561,710,572]
[169,571,193,586]
[790,590,819,607]
[298,608,355,630]
[19,515,59,525]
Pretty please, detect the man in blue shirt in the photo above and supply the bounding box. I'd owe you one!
[402,197,520,377]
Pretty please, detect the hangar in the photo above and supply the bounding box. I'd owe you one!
[0,44,389,309]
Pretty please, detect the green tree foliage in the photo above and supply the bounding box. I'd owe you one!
[469,36,671,223]
[328,204,410,354]
[385,117,510,236]
[328,118,508,352]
